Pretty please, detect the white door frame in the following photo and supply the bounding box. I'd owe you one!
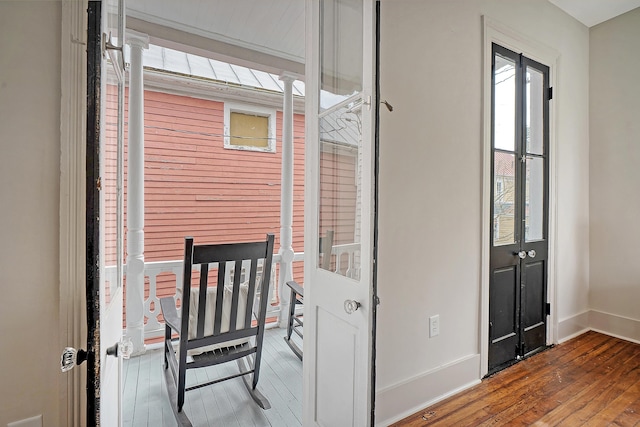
[60,1,89,426]
[480,16,559,377]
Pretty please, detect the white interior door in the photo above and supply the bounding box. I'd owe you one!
[100,0,126,424]
[304,0,376,425]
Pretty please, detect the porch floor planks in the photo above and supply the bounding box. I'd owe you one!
[123,327,302,426]
[392,331,640,427]
[259,335,303,425]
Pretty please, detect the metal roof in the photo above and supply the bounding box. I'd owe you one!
[137,44,359,149]
[142,44,306,97]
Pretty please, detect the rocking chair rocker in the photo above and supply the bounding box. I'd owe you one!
[159,234,275,416]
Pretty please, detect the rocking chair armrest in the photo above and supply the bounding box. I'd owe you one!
[285,280,304,298]
[160,297,181,334]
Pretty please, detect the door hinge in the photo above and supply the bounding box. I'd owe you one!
[546,302,551,316]
[548,87,553,100]
[96,177,102,191]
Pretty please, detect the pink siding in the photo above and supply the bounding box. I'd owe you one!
[105,87,356,330]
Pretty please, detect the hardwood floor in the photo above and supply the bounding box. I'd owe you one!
[392,331,640,426]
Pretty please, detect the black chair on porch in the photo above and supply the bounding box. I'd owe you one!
[283,230,334,360]
[159,233,275,417]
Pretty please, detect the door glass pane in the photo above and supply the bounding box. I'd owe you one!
[105,0,125,70]
[525,157,544,241]
[320,0,363,111]
[318,0,362,279]
[103,65,124,308]
[493,152,516,246]
[526,67,544,155]
[494,54,516,152]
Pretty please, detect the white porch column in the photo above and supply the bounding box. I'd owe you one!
[278,74,296,328]
[125,31,149,355]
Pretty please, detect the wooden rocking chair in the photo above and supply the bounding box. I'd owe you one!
[160,234,275,416]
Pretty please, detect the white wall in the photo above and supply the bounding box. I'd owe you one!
[0,2,62,425]
[376,0,590,424]
[589,8,640,336]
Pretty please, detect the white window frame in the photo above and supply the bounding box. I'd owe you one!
[224,102,277,153]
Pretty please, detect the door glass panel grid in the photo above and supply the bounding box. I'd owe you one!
[317,0,364,280]
[492,45,521,247]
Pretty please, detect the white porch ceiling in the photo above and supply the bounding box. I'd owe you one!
[548,0,640,27]
[126,0,305,75]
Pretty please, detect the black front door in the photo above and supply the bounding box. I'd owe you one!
[488,43,550,374]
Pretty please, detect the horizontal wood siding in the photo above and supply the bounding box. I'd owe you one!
[105,87,335,330]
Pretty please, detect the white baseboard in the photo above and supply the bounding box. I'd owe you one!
[557,310,640,344]
[589,310,640,344]
[375,354,480,427]
[558,311,590,343]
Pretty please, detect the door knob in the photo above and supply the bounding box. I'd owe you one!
[60,347,89,372]
[106,338,133,359]
[528,250,536,258]
[517,251,527,259]
[344,300,361,314]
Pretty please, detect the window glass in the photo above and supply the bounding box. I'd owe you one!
[224,103,275,152]
[230,112,269,148]
[493,152,516,246]
[525,157,544,241]
[526,67,544,155]
[494,54,516,152]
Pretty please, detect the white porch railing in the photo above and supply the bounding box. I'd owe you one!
[331,242,361,280]
[106,244,360,342]
[106,252,306,341]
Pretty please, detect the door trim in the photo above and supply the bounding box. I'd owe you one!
[86,2,102,425]
[481,16,559,377]
[60,1,89,426]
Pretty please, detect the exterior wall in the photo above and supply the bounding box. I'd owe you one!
[140,90,306,258]
[105,88,307,325]
[589,8,640,334]
[376,0,590,424]
[0,1,62,425]
[140,89,307,311]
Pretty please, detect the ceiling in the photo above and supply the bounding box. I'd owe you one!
[126,0,305,75]
[548,0,640,27]
[126,0,640,74]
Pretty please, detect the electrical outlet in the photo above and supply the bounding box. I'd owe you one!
[429,315,440,337]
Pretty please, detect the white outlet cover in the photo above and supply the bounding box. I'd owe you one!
[429,315,440,337]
